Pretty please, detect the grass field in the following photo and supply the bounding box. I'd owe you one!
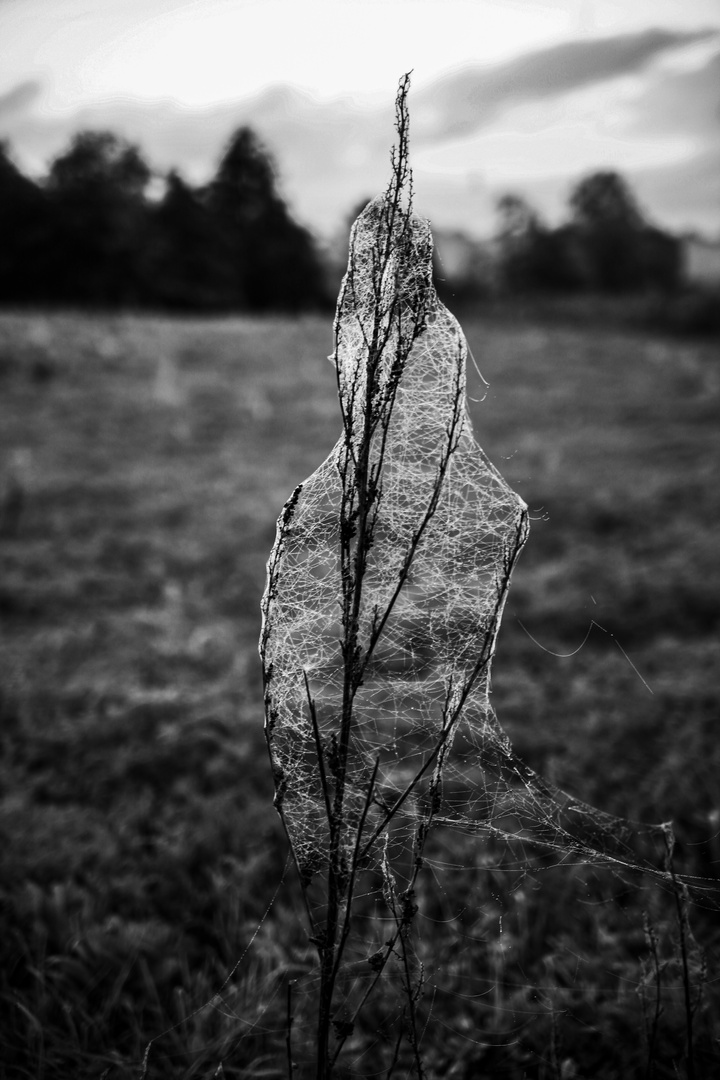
[0,309,718,1078]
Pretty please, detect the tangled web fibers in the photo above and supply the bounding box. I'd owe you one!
[261,164,665,898]
[258,76,714,1074]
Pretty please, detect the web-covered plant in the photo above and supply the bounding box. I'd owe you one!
[259,76,689,1078]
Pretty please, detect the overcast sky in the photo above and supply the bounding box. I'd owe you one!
[1,0,719,238]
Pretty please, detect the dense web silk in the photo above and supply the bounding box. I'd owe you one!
[260,185,671,892]
[262,181,542,873]
[257,110,705,1065]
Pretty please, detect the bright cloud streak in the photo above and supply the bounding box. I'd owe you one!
[3,0,570,111]
[413,60,705,186]
[79,1,570,108]
[2,0,719,111]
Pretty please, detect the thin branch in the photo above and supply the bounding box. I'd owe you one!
[664,826,696,1080]
[286,979,295,1080]
[303,669,334,830]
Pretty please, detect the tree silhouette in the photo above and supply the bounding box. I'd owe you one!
[495,193,543,292]
[0,130,684,311]
[208,127,327,310]
[490,172,681,296]
[495,193,580,293]
[568,170,679,292]
[142,171,228,310]
[0,142,48,302]
[46,131,151,304]
[569,170,643,232]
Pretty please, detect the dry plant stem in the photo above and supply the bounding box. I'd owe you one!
[394,876,426,1077]
[329,783,441,1070]
[663,827,696,1080]
[385,1029,404,1080]
[261,68,532,1076]
[286,980,295,1080]
[315,76,424,1080]
[641,911,663,1080]
[549,1007,562,1080]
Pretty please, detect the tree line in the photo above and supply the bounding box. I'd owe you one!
[492,172,681,296]
[0,126,685,312]
[0,128,330,311]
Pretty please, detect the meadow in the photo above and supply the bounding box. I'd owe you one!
[0,308,718,1078]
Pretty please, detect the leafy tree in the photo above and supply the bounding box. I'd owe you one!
[46,131,151,304]
[0,142,49,303]
[568,170,679,292]
[141,171,229,310]
[495,193,580,293]
[637,225,682,293]
[569,170,643,232]
[208,126,327,310]
[48,130,149,198]
[495,193,543,292]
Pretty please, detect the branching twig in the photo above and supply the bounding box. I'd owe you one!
[260,71,528,1077]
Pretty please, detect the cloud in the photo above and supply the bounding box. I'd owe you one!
[412,28,720,140]
[620,48,720,141]
[0,79,41,121]
[0,29,718,238]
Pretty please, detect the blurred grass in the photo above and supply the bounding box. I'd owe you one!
[0,310,718,1077]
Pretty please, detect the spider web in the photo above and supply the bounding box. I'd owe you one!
[256,80,717,1077]
[260,152,665,882]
